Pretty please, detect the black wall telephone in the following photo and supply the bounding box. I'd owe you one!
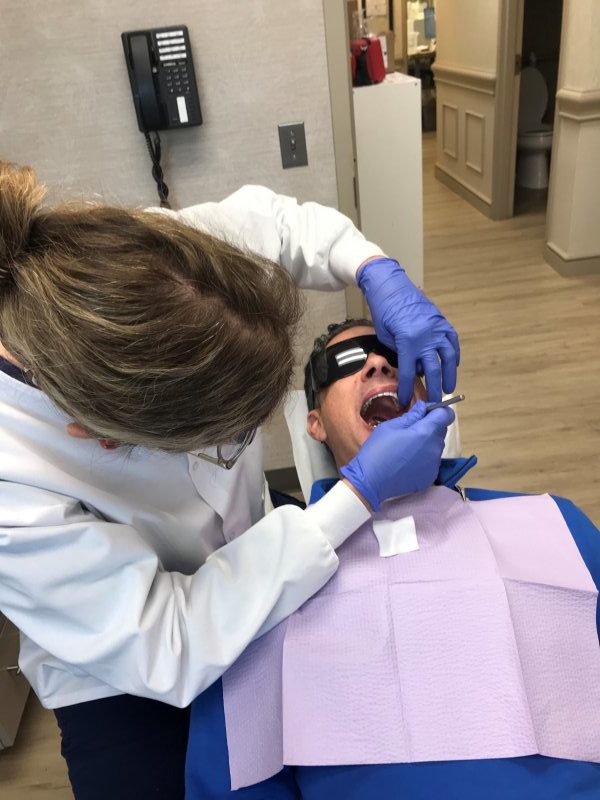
[122,25,202,206]
[122,25,202,132]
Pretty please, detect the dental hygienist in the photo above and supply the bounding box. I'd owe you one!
[0,162,458,799]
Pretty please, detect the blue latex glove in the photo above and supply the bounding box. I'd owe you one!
[357,257,460,406]
[340,401,455,511]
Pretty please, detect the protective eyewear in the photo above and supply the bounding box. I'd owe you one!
[193,428,257,470]
[307,334,397,410]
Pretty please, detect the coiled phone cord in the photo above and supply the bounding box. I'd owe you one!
[144,131,171,209]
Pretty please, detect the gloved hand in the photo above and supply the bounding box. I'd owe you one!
[340,401,454,511]
[357,257,460,406]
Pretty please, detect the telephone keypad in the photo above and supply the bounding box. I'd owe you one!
[164,62,191,96]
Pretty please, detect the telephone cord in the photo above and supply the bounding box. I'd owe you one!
[144,131,171,209]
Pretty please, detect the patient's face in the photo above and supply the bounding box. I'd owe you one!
[307,326,426,468]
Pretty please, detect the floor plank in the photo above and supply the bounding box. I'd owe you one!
[0,695,72,799]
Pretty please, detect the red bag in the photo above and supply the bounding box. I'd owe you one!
[350,37,386,87]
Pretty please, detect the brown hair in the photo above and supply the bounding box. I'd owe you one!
[0,162,303,451]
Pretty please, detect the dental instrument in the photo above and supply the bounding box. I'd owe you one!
[425,394,465,414]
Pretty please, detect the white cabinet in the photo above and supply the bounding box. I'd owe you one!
[353,73,424,287]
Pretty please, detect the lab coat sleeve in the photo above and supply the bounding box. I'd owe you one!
[175,185,385,291]
[0,481,366,708]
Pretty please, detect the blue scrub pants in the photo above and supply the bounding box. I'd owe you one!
[54,693,190,799]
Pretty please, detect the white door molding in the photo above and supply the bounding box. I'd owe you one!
[555,88,600,121]
[432,63,497,95]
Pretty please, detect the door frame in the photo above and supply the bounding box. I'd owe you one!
[490,0,524,219]
[322,0,368,318]
[392,0,408,73]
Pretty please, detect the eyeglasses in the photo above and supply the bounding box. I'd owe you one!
[307,334,398,410]
[192,428,257,470]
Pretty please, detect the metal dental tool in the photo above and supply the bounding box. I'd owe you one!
[425,394,465,414]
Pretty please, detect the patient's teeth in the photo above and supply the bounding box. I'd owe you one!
[361,391,399,416]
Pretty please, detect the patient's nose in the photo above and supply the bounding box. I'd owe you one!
[362,352,396,380]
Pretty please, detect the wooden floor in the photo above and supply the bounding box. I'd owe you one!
[1,133,599,797]
[421,133,600,522]
[0,696,71,799]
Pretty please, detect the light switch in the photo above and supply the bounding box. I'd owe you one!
[278,122,308,169]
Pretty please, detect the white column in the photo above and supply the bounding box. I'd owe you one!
[545,0,600,274]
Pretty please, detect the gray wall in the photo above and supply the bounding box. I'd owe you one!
[0,0,349,469]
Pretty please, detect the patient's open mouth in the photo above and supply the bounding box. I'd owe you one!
[360,391,403,428]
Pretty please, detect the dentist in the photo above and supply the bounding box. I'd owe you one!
[0,162,458,799]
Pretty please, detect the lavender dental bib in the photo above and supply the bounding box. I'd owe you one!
[223,487,600,790]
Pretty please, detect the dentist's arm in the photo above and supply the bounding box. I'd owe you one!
[208,185,385,290]
[0,482,366,709]
[175,187,460,409]
[214,188,460,404]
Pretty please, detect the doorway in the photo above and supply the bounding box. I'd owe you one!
[513,0,564,216]
[433,0,567,222]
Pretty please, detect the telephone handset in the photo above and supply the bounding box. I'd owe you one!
[122,25,202,132]
[122,25,202,207]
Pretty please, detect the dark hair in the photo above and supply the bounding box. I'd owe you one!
[0,161,303,451]
[303,318,373,409]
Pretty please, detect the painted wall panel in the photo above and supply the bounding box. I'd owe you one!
[433,0,498,213]
[442,104,458,158]
[465,111,485,174]
[436,0,500,73]
[435,82,495,206]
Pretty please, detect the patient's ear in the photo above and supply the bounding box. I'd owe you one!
[307,410,327,443]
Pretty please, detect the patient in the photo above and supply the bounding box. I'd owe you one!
[186,320,600,800]
[304,318,427,469]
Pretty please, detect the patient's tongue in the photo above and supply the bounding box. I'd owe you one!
[363,395,402,427]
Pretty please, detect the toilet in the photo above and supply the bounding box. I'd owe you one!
[516,63,553,189]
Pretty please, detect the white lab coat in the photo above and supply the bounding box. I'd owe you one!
[0,186,379,709]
